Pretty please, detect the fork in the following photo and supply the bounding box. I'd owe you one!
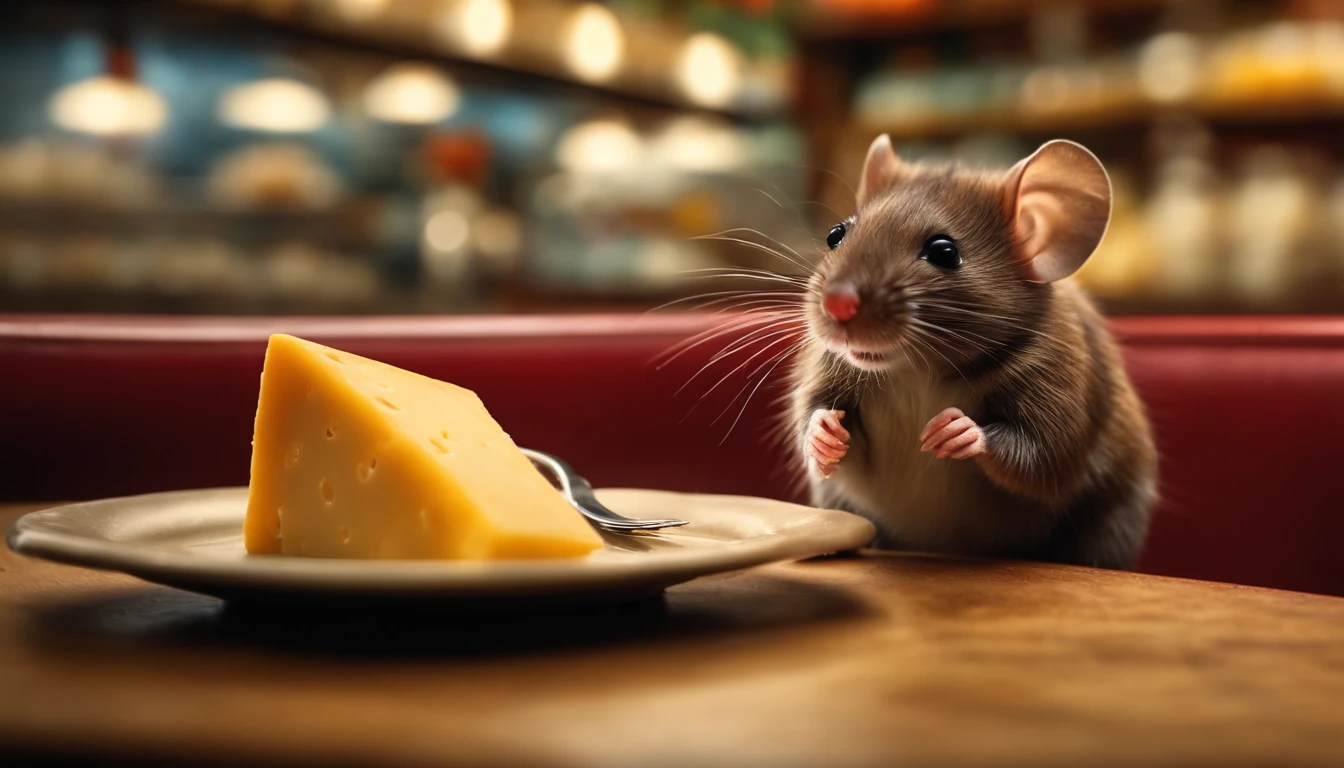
[522,448,690,532]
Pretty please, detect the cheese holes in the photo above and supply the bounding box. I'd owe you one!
[374,396,402,412]
[357,459,377,481]
[285,443,302,467]
[326,427,336,440]
[429,437,453,455]
[339,526,350,544]
[319,477,335,504]
[276,506,284,539]
[325,352,345,365]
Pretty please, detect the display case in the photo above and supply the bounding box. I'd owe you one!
[791,0,1344,314]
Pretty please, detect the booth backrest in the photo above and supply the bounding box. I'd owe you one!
[2,314,1342,596]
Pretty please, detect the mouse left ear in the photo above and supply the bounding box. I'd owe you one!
[857,133,903,208]
[1004,140,1112,283]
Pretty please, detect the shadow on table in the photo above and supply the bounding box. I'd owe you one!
[22,565,878,662]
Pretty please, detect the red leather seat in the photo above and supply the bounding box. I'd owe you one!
[2,313,1341,596]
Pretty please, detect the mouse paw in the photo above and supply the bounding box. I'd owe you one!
[807,408,850,479]
[919,407,986,460]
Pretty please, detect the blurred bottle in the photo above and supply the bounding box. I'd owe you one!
[1145,155,1221,302]
[209,143,343,211]
[1224,146,1317,307]
[1074,169,1157,299]
[0,139,157,207]
[1324,177,1344,306]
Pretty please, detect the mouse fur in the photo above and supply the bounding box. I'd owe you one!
[788,135,1158,570]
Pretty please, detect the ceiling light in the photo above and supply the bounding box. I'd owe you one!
[331,0,390,23]
[363,63,460,124]
[438,0,513,57]
[49,76,168,136]
[218,78,330,133]
[675,33,742,108]
[555,119,641,173]
[564,4,624,83]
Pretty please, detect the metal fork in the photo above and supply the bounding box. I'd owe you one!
[522,448,690,532]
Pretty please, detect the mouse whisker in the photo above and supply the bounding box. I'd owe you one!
[712,336,805,435]
[698,225,808,258]
[915,300,1068,349]
[716,340,804,445]
[685,327,802,401]
[691,235,814,275]
[681,270,810,288]
[701,320,805,367]
[908,317,1003,362]
[679,330,803,422]
[654,310,799,368]
[751,189,830,251]
[787,163,856,210]
[707,299,804,314]
[679,316,805,379]
[681,265,807,279]
[897,335,931,371]
[905,325,970,385]
[702,222,813,267]
[645,289,803,314]
[672,292,807,315]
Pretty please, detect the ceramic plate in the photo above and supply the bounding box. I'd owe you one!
[6,488,875,605]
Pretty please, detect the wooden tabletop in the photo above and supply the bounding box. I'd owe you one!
[3,503,1344,768]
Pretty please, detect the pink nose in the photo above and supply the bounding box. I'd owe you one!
[822,284,860,322]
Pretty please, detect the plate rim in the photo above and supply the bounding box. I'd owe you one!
[6,486,876,596]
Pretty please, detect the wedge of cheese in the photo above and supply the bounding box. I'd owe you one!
[243,334,603,560]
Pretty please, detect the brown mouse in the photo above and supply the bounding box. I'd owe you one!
[789,134,1157,569]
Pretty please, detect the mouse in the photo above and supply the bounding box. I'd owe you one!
[789,134,1158,570]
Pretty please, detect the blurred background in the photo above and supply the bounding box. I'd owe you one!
[0,0,1341,316]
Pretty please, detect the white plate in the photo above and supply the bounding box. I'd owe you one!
[6,487,875,606]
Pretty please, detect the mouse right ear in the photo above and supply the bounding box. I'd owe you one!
[1005,139,1112,283]
[857,134,902,208]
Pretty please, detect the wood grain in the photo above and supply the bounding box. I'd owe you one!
[3,503,1344,767]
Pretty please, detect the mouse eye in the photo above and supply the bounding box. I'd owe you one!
[920,235,961,270]
[826,222,847,250]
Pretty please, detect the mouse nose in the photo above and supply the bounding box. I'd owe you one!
[822,284,861,322]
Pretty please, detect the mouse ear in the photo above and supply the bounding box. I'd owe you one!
[1004,140,1112,283]
[857,134,902,207]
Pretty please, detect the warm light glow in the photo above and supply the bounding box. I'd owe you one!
[363,64,460,124]
[49,76,168,136]
[652,116,742,172]
[1139,32,1201,103]
[218,78,330,133]
[424,209,471,253]
[564,4,624,83]
[1019,67,1071,110]
[438,0,513,57]
[675,33,742,108]
[472,208,523,271]
[331,0,390,22]
[555,119,642,173]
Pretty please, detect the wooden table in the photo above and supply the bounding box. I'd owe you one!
[3,503,1344,767]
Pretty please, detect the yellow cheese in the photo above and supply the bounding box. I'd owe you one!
[243,334,603,559]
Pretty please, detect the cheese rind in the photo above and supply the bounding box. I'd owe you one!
[243,334,603,559]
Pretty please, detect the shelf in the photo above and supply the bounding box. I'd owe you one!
[156,0,786,123]
[0,195,385,249]
[791,0,1184,44]
[853,92,1344,142]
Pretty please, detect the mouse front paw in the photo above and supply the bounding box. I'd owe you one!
[807,408,850,480]
[920,407,986,460]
